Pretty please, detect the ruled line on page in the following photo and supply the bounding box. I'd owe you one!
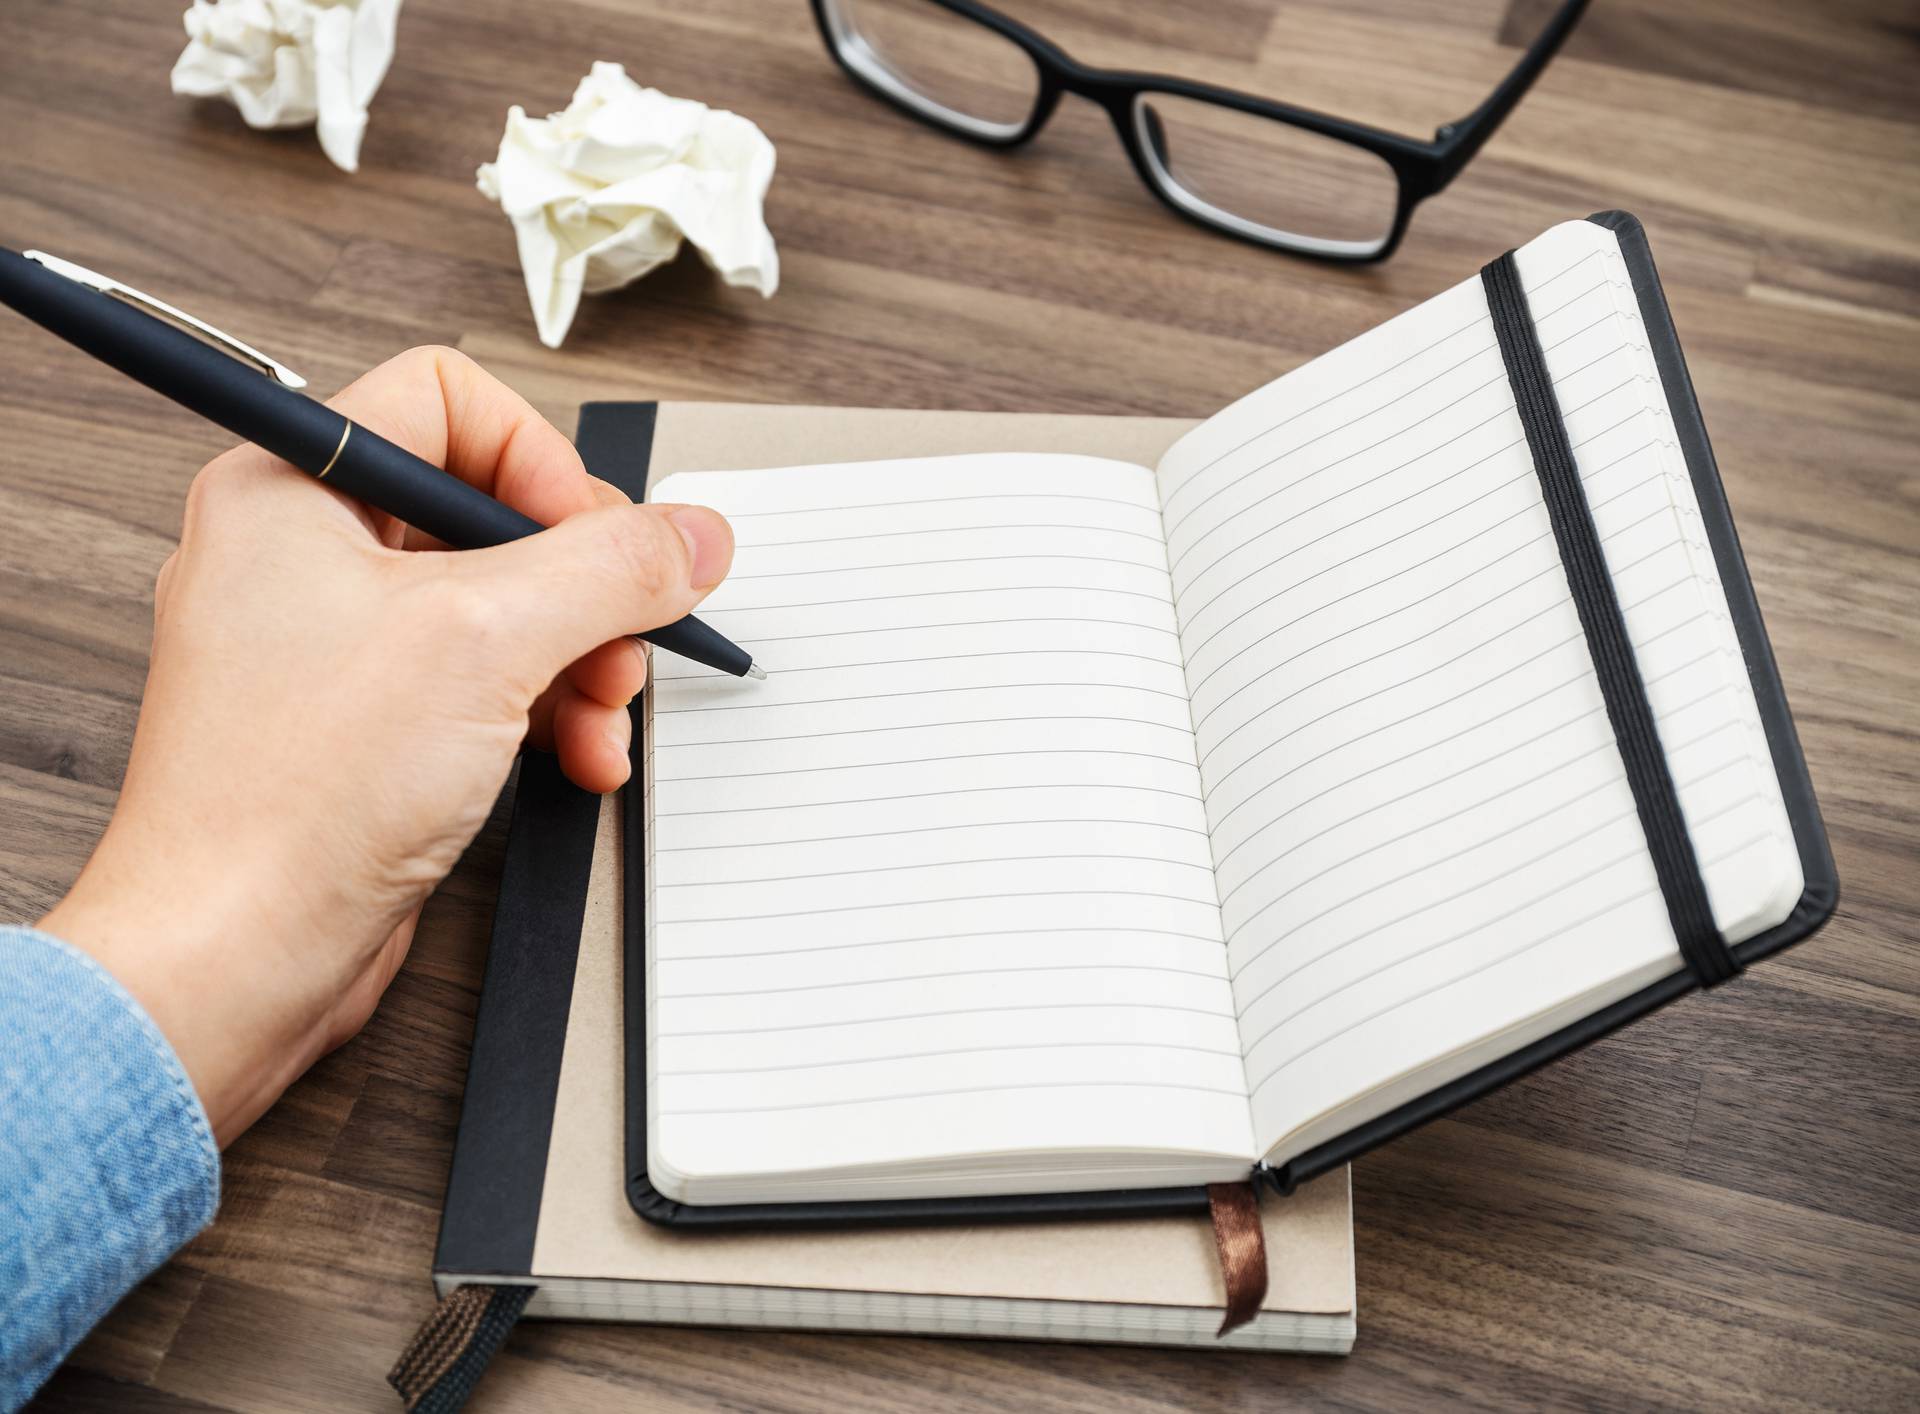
[1178,427,1547,607]
[1230,770,1632,945]
[1232,764,1755,1020]
[726,490,1157,518]
[1159,247,1612,526]
[1192,494,1673,738]
[1172,380,1641,618]
[654,852,1217,890]
[726,616,1182,646]
[663,1078,1251,1117]
[1173,381,1645,650]
[728,551,1165,582]
[1167,305,1621,573]
[658,998,1237,1040]
[1202,597,1587,782]
[1198,549,1691,791]
[1160,249,1607,530]
[655,646,1184,683]
[1201,583,1699,808]
[659,960,1230,1000]
[1231,752,1750,982]
[655,817,1212,854]
[654,925,1229,963]
[1174,469,1566,680]
[1215,703,1736,915]
[1241,825,1769,1098]
[653,717,1201,753]
[1210,646,1720,877]
[663,887,1219,926]
[1208,614,1703,869]
[1240,826,1657,1024]
[654,782,1206,819]
[655,747,1202,783]
[1185,456,1662,704]
[1175,406,1650,672]
[739,521,1169,550]
[697,584,1176,613]
[658,1036,1245,1076]
[654,681,1194,717]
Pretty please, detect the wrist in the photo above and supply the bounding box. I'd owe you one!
[41,842,306,1147]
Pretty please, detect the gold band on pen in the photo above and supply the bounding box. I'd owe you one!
[316,422,352,479]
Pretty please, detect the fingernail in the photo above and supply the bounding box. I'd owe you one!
[667,506,732,589]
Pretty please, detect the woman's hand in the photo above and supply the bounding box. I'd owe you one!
[40,346,733,1145]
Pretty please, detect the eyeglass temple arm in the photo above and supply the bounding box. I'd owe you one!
[1430,0,1592,187]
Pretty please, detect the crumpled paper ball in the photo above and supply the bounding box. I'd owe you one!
[476,62,779,350]
[170,0,403,174]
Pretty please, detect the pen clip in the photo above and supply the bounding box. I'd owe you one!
[22,250,308,391]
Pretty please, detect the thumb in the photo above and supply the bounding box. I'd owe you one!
[453,502,735,684]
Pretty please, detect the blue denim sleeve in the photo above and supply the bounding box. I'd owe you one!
[0,925,220,1410]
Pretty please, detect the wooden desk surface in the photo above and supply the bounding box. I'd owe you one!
[4,1,1916,1408]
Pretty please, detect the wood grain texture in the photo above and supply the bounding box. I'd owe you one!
[4,0,1916,1408]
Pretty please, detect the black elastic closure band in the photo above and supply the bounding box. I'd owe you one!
[1480,251,1737,987]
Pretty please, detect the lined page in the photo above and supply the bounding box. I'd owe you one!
[646,455,1255,1199]
[1155,220,1802,1160]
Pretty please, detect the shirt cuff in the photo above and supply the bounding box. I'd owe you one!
[0,924,221,1404]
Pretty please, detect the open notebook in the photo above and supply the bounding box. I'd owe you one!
[636,213,1834,1215]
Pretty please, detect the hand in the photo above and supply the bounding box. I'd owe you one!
[40,347,734,1145]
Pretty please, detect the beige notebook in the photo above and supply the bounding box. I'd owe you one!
[430,402,1357,1354]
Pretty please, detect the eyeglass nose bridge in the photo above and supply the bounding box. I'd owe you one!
[1012,53,1166,150]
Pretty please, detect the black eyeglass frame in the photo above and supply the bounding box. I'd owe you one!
[809,0,1592,262]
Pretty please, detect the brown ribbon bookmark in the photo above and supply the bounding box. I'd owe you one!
[1206,1181,1269,1336]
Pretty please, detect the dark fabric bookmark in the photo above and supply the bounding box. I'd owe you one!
[389,1283,534,1413]
[1479,251,1736,987]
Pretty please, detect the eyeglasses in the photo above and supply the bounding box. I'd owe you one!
[810,0,1591,263]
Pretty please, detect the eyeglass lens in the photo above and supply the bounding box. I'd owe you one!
[822,0,1042,140]
[1132,94,1401,256]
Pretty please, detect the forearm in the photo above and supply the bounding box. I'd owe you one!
[0,925,219,1408]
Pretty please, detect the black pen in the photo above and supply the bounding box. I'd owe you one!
[0,247,763,680]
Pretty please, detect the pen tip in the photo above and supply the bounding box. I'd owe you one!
[744,663,767,681]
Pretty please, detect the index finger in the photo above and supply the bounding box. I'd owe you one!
[325,345,616,545]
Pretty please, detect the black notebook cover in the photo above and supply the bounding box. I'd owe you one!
[437,213,1837,1259]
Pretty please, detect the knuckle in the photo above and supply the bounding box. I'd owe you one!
[398,343,462,374]
[419,574,545,702]
[152,550,181,619]
[407,343,479,395]
[603,510,686,601]
[415,576,523,690]
[427,574,502,645]
[184,454,239,508]
[377,344,467,402]
[181,454,253,533]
